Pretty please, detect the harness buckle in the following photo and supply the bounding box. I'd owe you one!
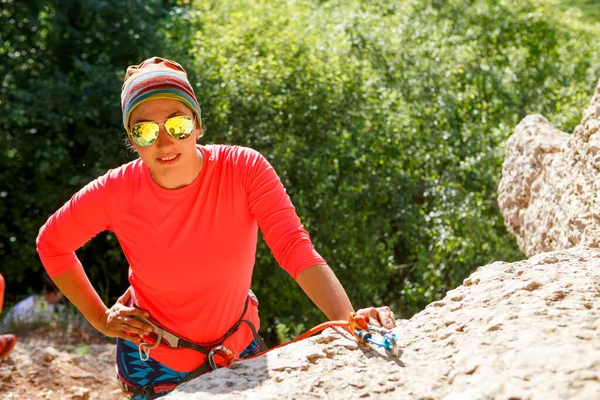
[207,345,235,370]
[141,385,155,397]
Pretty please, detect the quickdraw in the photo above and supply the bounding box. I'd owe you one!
[348,312,398,356]
[354,324,399,357]
[243,312,399,361]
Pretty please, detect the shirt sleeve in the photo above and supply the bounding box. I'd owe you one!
[36,171,116,278]
[235,147,326,279]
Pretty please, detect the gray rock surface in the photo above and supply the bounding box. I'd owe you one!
[498,82,600,257]
[165,247,600,400]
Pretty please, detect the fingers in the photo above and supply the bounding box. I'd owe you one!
[366,307,382,328]
[356,306,396,329]
[119,312,154,336]
[123,305,150,320]
[355,307,381,328]
[122,332,148,346]
[120,317,154,336]
[378,306,395,329]
[103,306,154,339]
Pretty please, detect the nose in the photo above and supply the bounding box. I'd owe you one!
[155,124,175,148]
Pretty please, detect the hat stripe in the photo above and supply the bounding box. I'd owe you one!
[121,70,201,130]
[126,85,194,106]
[121,71,197,103]
[125,90,201,130]
[121,70,190,96]
[123,82,198,113]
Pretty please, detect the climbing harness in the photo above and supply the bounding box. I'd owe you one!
[117,291,266,399]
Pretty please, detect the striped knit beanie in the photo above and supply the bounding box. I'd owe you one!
[121,57,201,131]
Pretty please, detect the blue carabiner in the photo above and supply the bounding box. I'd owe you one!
[361,325,399,356]
[354,328,372,342]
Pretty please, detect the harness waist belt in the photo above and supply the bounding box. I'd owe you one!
[117,289,267,398]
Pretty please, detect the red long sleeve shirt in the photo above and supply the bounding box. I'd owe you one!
[36,144,325,371]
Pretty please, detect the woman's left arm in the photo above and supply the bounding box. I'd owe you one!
[238,147,396,330]
[296,264,395,329]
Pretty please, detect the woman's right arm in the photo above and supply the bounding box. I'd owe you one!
[52,264,152,341]
[36,171,153,341]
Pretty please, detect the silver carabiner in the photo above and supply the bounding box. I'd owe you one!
[138,341,151,362]
[137,328,163,362]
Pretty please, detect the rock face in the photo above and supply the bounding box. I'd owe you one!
[166,247,600,400]
[498,82,600,257]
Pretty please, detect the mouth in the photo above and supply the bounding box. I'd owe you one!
[156,153,181,165]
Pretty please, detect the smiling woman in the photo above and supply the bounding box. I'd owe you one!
[35,57,395,399]
[121,58,205,190]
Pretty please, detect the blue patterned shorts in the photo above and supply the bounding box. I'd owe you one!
[116,338,261,399]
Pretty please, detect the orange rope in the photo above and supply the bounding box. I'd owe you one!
[242,320,349,361]
[242,313,369,361]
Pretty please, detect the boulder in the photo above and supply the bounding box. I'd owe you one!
[166,247,600,400]
[498,81,600,257]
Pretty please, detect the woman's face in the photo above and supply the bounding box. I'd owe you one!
[128,98,202,189]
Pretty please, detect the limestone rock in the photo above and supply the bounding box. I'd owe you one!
[165,247,600,400]
[498,81,600,256]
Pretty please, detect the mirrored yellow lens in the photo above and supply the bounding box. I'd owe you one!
[164,116,194,140]
[131,122,159,146]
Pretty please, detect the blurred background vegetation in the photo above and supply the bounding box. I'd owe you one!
[1,0,599,345]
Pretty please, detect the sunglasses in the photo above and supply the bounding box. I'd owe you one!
[130,115,195,147]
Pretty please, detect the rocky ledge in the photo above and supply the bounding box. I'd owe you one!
[166,247,600,400]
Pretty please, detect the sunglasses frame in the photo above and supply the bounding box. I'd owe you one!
[129,115,196,147]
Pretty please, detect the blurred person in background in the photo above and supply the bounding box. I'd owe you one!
[2,271,64,329]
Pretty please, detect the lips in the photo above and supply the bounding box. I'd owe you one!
[156,153,181,164]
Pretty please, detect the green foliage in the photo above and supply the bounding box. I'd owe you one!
[186,0,600,328]
[2,0,599,344]
[0,0,185,299]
